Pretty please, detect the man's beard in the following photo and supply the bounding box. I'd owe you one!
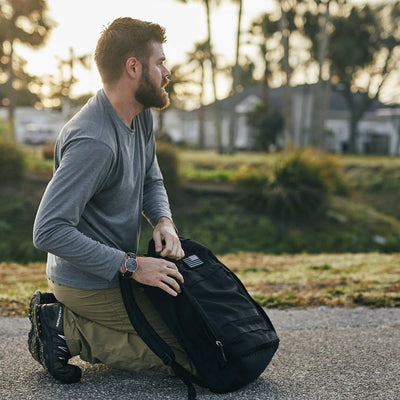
[135,69,170,110]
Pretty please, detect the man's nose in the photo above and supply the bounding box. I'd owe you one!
[162,65,170,78]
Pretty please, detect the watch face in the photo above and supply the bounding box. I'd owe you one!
[125,254,138,273]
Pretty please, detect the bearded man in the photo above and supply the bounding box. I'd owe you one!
[29,17,197,383]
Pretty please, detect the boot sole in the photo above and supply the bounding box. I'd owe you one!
[28,291,57,364]
[28,291,43,363]
[35,305,82,384]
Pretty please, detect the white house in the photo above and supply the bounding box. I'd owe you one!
[153,84,400,155]
[3,85,399,155]
[0,106,70,144]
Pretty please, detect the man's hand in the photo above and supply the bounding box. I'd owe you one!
[153,217,184,260]
[133,256,184,296]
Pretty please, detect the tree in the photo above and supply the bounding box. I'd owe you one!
[181,40,211,148]
[227,0,243,154]
[247,103,283,150]
[304,0,333,148]
[0,53,40,107]
[176,0,223,152]
[250,1,400,152]
[156,63,191,136]
[249,12,280,109]
[327,3,400,152]
[250,0,310,148]
[56,47,92,104]
[0,0,54,138]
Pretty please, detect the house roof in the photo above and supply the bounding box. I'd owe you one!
[195,84,391,114]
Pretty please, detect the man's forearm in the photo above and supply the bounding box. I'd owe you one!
[34,222,126,282]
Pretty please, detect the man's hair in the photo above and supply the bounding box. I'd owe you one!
[95,17,166,84]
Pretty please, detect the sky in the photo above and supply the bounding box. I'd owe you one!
[16,0,273,100]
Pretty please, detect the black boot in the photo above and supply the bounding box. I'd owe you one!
[35,302,82,383]
[28,291,57,363]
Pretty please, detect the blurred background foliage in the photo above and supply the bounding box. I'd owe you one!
[1,0,400,264]
[3,138,400,263]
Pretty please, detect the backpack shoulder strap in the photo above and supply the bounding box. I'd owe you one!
[119,275,199,400]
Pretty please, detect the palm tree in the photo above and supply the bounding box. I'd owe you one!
[280,1,294,147]
[184,41,210,148]
[56,47,92,101]
[227,0,243,154]
[0,0,54,138]
[306,0,332,149]
[176,0,223,152]
[55,47,92,116]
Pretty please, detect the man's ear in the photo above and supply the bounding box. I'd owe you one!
[126,57,140,78]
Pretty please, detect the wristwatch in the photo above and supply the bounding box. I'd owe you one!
[121,252,138,278]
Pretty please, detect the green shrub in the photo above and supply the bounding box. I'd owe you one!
[269,153,329,220]
[304,150,349,197]
[156,142,181,197]
[234,151,335,221]
[234,150,350,221]
[246,103,283,150]
[233,164,271,210]
[0,142,26,184]
[346,166,400,193]
[0,192,46,263]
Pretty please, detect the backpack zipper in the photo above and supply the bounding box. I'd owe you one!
[216,340,227,363]
[180,284,228,365]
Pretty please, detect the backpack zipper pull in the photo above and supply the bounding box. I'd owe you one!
[216,340,227,363]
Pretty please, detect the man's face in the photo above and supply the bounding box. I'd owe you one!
[135,42,170,110]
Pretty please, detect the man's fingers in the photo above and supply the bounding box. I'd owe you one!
[161,275,182,294]
[160,238,185,260]
[153,230,163,253]
[160,236,173,256]
[133,257,184,297]
[158,281,179,297]
[163,263,184,283]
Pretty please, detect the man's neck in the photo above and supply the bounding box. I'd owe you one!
[103,84,143,127]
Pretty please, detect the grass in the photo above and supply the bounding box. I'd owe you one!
[0,262,49,317]
[21,146,400,185]
[1,252,399,317]
[2,148,400,315]
[222,252,400,309]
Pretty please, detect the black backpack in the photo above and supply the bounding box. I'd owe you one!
[119,238,279,399]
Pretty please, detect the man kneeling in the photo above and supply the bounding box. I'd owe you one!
[29,17,196,382]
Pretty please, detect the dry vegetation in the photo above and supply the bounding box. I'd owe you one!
[0,262,48,317]
[1,252,400,317]
[222,252,400,308]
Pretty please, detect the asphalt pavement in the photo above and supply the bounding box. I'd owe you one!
[1,307,399,400]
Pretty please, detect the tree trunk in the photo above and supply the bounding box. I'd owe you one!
[318,79,332,148]
[310,0,331,149]
[260,44,269,109]
[198,63,206,148]
[198,106,206,148]
[344,86,374,153]
[280,4,294,148]
[348,114,358,153]
[228,0,243,154]
[6,40,16,141]
[205,0,223,153]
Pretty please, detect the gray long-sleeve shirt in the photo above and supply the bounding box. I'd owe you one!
[33,90,172,290]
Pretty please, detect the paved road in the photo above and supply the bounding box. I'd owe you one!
[1,307,399,400]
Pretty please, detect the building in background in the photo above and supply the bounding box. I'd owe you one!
[2,85,399,155]
[154,85,400,155]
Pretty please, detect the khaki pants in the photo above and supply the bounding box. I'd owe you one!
[48,279,196,375]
